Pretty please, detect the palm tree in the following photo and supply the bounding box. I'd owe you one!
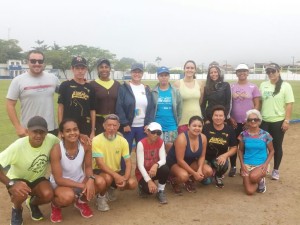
[155,57,162,66]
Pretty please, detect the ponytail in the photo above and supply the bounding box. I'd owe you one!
[273,75,283,96]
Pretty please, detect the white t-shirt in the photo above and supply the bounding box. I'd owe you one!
[130,83,148,127]
[6,72,60,131]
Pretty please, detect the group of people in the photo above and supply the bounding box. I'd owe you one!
[0,50,295,225]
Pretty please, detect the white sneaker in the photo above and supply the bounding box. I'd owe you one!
[105,187,117,202]
[271,169,280,180]
[96,195,110,212]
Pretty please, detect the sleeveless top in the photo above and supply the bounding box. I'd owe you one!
[50,141,85,188]
[135,138,164,182]
[166,131,203,166]
[178,79,202,125]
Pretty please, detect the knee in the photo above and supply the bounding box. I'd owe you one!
[55,190,75,206]
[95,176,106,192]
[176,171,189,183]
[204,166,213,177]
[39,188,54,203]
[127,178,137,190]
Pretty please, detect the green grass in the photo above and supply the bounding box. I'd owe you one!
[0,79,299,150]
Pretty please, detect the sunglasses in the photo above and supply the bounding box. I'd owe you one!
[29,59,44,64]
[150,130,162,136]
[247,118,260,123]
[266,69,276,75]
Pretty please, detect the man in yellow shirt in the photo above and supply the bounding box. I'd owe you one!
[92,114,137,211]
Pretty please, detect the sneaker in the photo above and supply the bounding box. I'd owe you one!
[156,190,168,204]
[271,169,280,180]
[11,207,23,225]
[257,178,267,193]
[96,195,110,212]
[228,167,236,177]
[215,176,224,188]
[138,185,149,198]
[105,187,117,202]
[169,176,183,195]
[25,197,44,221]
[201,177,212,185]
[183,179,196,193]
[74,199,93,218]
[50,203,62,223]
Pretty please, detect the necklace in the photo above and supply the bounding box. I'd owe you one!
[63,141,79,160]
[248,130,260,136]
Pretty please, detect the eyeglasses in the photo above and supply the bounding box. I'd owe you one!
[266,69,276,75]
[247,118,260,123]
[150,130,162,136]
[29,59,44,64]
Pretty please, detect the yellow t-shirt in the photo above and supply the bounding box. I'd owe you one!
[0,134,60,182]
[92,133,130,172]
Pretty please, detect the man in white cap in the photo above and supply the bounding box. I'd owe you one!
[229,64,261,177]
[135,122,169,204]
[0,116,60,225]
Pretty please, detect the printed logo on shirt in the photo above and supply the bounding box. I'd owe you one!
[135,109,141,116]
[24,84,53,92]
[209,137,227,146]
[28,154,48,174]
[71,91,89,100]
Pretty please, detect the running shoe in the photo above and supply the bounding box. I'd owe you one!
[11,207,23,225]
[271,169,280,180]
[257,178,267,193]
[50,203,62,223]
[26,197,43,221]
[169,176,183,195]
[96,194,110,212]
[228,167,237,177]
[183,179,196,193]
[215,176,224,188]
[156,190,168,204]
[74,199,93,218]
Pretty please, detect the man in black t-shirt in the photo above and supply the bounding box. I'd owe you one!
[203,105,237,188]
[58,56,96,137]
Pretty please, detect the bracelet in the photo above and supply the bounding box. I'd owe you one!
[284,119,290,124]
[88,175,95,180]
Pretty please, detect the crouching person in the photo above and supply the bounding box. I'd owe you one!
[49,119,106,222]
[136,122,169,204]
[0,116,59,225]
[92,114,137,211]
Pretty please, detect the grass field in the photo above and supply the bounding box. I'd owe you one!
[0,79,299,151]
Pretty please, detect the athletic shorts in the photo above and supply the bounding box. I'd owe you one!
[162,130,178,143]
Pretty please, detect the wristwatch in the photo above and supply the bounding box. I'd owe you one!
[6,180,16,189]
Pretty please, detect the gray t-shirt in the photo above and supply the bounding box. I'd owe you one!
[6,71,60,131]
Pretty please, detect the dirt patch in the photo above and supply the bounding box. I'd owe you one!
[1,124,300,225]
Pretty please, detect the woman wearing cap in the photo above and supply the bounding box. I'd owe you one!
[166,116,213,194]
[259,63,294,180]
[135,122,169,204]
[238,109,274,194]
[49,119,106,223]
[201,64,231,123]
[173,60,203,134]
[116,63,155,154]
[90,59,120,135]
[228,64,261,177]
[152,66,182,153]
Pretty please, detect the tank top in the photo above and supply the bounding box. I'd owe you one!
[50,141,85,188]
[178,79,202,125]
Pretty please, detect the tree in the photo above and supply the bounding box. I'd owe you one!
[146,63,157,73]
[155,57,162,66]
[51,42,61,50]
[114,57,137,72]
[0,39,23,63]
[32,40,50,51]
[44,50,72,79]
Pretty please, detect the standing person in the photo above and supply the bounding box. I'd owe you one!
[58,56,96,138]
[201,64,231,123]
[238,109,274,195]
[152,66,182,152]
[174,60,203,134]
[92,114,137,211]
[0,116,59,225]
[166,116,213,194]
[135,122,169,204]
[6,50,60,137]
[228,64,261,177]
[203,105,237,188]
[116,63,155,153]
[49,119,107,223]
[260,63,294,180]
[90,59,120,135]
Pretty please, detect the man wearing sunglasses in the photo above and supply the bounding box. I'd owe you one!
[6,50,60,137]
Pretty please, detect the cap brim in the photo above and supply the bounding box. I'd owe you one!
[73,63,87,67]
[28,126,48,132]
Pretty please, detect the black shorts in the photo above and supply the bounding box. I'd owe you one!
[93,169,124,188]
[7,177,49,193]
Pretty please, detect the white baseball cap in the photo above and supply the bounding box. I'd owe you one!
[147,122,162,131]
[235,64,249,71]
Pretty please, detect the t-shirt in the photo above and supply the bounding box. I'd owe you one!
[231,82,261,123]
[6,72,60,131]
[92,133,130,172]
[0,134,60,182]
[238,129,273,166]
[155,87,177,131]
[130,83,148,127]
[260,81,295,122]
[203,123,237,161]
[58,79,96,134]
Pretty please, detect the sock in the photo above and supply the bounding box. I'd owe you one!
[157,183,166,191]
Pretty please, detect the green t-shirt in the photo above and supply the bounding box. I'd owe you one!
[92,133,130,172]
[260,81,294,122]
[0,134,59,182]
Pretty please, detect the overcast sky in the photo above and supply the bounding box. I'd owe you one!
[0,0,299,68]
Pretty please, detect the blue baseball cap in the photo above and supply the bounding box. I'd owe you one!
[131,63,144,72]
[157,66,170,76]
